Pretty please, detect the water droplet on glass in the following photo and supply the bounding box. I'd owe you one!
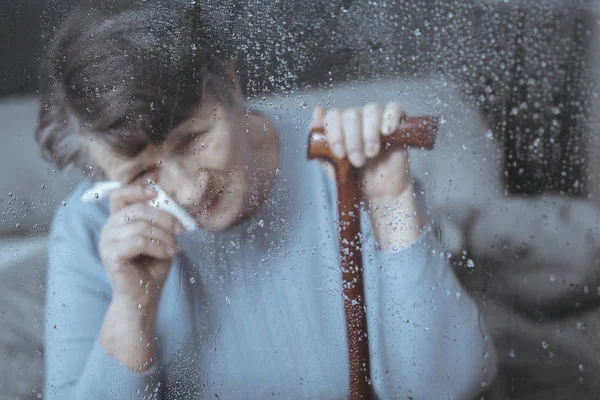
[541,341,549,349]
[466,259,475,268]
[225,296,231,304]
[189,277,196,284]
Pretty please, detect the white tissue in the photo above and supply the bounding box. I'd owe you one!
[81,180,198,231]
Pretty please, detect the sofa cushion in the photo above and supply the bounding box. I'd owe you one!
[0,97,80,236]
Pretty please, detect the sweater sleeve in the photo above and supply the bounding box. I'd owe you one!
[44,193,164,400]
[364,223,498,400]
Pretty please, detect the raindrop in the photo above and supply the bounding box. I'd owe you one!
[189,277,196,284]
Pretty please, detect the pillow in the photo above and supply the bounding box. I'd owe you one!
[0,97,80,236]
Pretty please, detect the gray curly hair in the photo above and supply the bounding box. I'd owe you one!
[35,0,236,179]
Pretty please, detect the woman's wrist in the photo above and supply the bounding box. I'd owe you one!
[366,181,425,251]
[99,297,158,371]
[107,295,158,326]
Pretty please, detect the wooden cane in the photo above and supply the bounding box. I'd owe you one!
[307,116,439,400]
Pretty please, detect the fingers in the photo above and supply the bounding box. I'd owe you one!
[362,102,382,159]
[381,102,405,136]
[112,203,184,235]
[101,210,181,267]
[319,160,336,180]
[309,106,325,131]
[117,233,179,262]
[324,108,345,160]
[342,108,365,167]
[322,102,403,167]
[110,183,157,213]
[113,220,178,250]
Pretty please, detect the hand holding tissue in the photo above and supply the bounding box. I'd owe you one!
[81,180,198,231]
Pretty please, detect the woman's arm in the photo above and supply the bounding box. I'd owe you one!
[365,183,498,399]
[44,202,163,400]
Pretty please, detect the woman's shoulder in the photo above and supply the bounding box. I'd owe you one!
[47,181,113,296]
[50,180,109,241]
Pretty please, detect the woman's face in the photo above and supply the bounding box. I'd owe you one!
[88,93,254,231]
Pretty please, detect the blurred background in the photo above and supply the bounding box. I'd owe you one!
[1,0,600,399]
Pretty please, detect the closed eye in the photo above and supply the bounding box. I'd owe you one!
[174,130,208,154]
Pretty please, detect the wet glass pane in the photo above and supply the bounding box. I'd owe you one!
[0,1,598,399]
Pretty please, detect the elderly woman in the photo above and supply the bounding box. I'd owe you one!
[37,1,496,399]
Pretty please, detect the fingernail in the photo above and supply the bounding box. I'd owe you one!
[332,144,345,159]
[312,107,321,119]
[349,151,365,167]
[365,141,379,157]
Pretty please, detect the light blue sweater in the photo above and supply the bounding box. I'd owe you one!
[44,105,497,399]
